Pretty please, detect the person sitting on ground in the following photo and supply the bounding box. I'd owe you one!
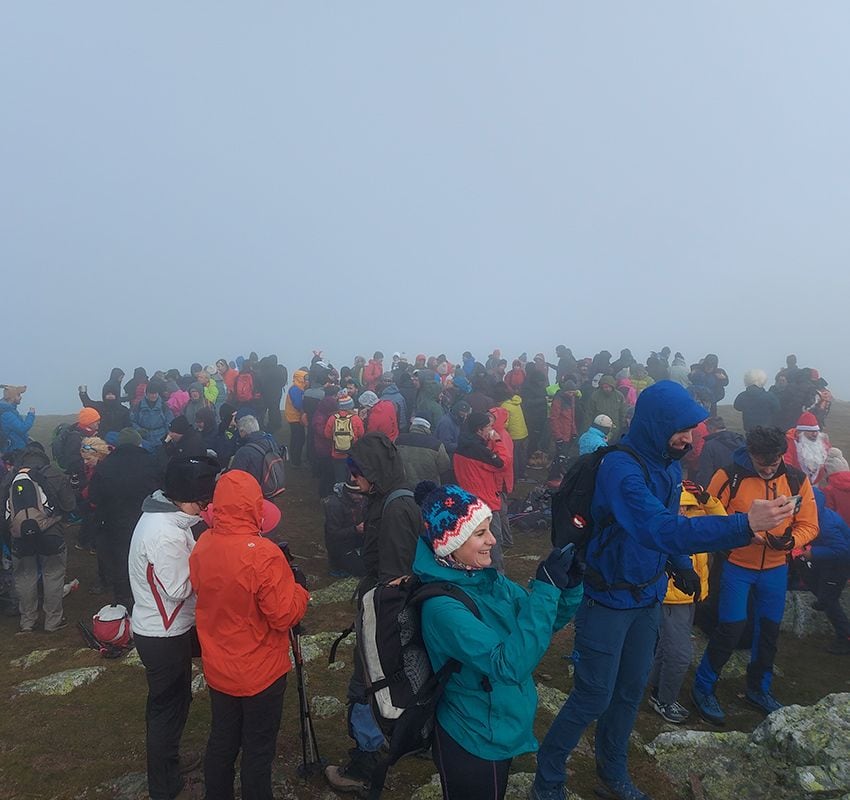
[647,482,724,724]
[358,390,399,442]
[799,488,850,654]
[79,373,130,435]
[322,479,367,577]
[784,411,831,486]
[578,414,613,456]
[414,482,584,800]
[189,470,309,800]
[734,369,780,432]
[396,416,452,487]
[0,441,75,632]
[128,456,219,800]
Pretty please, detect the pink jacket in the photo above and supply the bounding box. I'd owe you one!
[167,390,190,416]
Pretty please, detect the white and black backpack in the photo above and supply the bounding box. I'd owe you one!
[5,468,56,557]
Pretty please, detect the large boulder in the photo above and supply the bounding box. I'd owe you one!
[781,590,850,638]
[646,693,850,799]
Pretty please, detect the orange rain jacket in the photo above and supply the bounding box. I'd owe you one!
[189,470,309,696]
[707,457,818,571]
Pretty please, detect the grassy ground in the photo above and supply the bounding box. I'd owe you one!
[2,405,849,799]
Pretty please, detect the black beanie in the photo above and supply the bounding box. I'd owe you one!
[164,456,219,503]
[170,415,192,435]
[466,411,491,433]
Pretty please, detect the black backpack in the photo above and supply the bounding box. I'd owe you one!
[551,444,649,556]
[51,424,73,470]
[353,576,485,799]
[244,440,286,498]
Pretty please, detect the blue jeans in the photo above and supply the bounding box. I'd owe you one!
[535,598,661,790]
[694,561,787,695]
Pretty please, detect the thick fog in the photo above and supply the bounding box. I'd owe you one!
[2,3,848,414]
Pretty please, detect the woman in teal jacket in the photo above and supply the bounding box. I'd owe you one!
[413,482,583,800]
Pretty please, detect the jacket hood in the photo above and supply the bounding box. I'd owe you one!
[349,432,407,495]
[17,442,51,469]
[209,470,263,537]
[827,471,850,490]
[413,537,496,583]
[292,370,308,389]
[381,382,400,395]
[504,395,522,406]
[490,406,509,431]
[622,380,708,463]
[420,380,442,401]
[141,489,195,520]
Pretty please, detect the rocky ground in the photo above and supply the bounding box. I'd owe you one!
[1,405,849,799]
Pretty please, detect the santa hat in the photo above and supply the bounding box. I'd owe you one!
[416,482,492,559]
[795,412,820,432]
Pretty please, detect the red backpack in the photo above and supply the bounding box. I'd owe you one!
[235,372,255,404]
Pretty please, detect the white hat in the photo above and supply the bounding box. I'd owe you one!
[593,414,614,429]
[359,391,379,408]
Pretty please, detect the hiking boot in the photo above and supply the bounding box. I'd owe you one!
[744,688,783,715]
[648,695,690,724]
[691,685,725,726]
[528,779,566,800]
[45,618,68,633]
[594,775,653,800]
[325,749,379,796]
[827,636,850,655]
[16,627,34,635]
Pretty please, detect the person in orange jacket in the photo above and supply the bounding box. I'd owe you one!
[693,426,819,723]
[647,483,724,724]
[190,470,309,800]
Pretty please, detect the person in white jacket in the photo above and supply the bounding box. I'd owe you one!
[129,456,219,800]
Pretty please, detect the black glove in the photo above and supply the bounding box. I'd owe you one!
[765,528,795,551]
[682,479,710,505]
[672,567,702,600]
[536,544,577,590]
[291,564,309,590]
[566,557,586,589]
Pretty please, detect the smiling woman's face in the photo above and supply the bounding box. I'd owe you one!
[452,518,496,569]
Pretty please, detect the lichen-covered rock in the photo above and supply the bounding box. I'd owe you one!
[328,660,346,671]
[646,693,850,799]
[118,648,144,667]
[191,673,207,696]
[311,695,345,718]
[536,683,568,716]
[300,630,354,663]
[691,630,782,677]
[781,590,850,638]
[13,666,105,697]
[310,577,359,605]
[108,772,148,800]
[10,648,58,669]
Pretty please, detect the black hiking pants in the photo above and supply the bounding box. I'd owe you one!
[135,629,196,800]
[805,560,850,639]
[204,674,287,800]
[433,720,511,800]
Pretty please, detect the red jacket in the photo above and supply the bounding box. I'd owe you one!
[490,407,515,494]
[824,471,850,526]
[363,359,384,391]
[365,399,399,442]
[683,420,708,477]
[324,410,365,459]
[189,471,309,696]
[504,367,526,393]
[453,434,509,511]
[549,392,579,442]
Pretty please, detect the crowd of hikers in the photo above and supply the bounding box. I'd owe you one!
[0,345,848,800]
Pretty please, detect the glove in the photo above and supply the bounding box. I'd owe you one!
[682,480,710,505]
[765,528,795,551]
[291,564,309,590]
[566,556,586,589]
[536,544,577,590]
[671,567,702,600]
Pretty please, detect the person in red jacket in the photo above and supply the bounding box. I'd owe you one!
[362,351,384,391]
[452,411,509,572]
[504,359,526,393]
[190,470,309,800]
[489,406,516,549]
[324,395,365,483]
[357,390,399,442]
[824,448,850,525]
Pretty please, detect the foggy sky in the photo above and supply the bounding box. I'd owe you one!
[2,3,848,414]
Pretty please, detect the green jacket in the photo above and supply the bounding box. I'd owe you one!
[414,538,583,760]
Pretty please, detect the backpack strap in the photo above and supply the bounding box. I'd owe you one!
[382,488,414,515]
[784,464,804,497]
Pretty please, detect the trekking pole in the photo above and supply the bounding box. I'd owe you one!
[290,623,323,776]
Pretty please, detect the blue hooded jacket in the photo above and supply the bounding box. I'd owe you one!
[812,488,850,562]
[587,381,753,609]
[0,400,34,452]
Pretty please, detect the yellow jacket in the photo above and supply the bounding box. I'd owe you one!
[663,490,726,604]
[500,396,529,441]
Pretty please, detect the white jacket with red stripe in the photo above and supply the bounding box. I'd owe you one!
[129,490,198,637]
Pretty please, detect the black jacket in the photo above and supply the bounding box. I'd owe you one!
[350,432,422,587]
[322,485,367,576]
[88,444,161,541]
[79,392,131,436]
[733,385,780,432]
[695,430,746,487]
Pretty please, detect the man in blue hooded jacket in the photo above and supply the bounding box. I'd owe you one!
[531,381,795,800]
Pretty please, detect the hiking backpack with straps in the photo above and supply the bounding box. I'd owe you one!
[714,462,803,503]
[332,414,355,452]
[234,372,256,404]
[355,576,486,798]
[51,423,73,470]
[245,440,286,498]
[5,468,59,557]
